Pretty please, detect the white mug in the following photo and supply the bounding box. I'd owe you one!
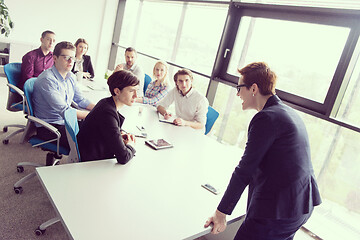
[76,72,83,83]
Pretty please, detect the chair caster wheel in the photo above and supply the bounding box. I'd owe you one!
[35,227,46,236]
[3,139,9,145]
[14,186,23,194]
[17,166,24,173]
[3,126,8,132]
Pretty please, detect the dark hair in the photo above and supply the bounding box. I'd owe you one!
[53,41,75,57]
[173,68,193,83]
[75,38,88,48]
[238,62,277,95]
[41,30,55,39]
[107,70,140,96]
[125,47,137,54]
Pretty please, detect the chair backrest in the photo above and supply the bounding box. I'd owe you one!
[4,63,22,93]
[23,77,37,117]
[64,108,81,162]
[143,74,152,94]
[205,106,219,135]
[4,63,24,112]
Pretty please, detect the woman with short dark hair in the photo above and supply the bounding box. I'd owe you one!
[77,70,140,164]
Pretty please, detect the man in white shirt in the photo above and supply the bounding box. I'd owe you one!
[114,47,144,97]
[157,69,209,130]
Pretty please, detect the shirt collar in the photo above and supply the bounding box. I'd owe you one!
[37,47,53,57]
[50,65,73,82]
[263,94,281,109]
[178,87,194,98]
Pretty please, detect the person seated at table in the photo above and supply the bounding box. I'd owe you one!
[157,68,209,130]
[33,41,95,155]
[113,47,144,97]
[20,30,56,90]
[204,62,321,240]
[71,38,94,79]
[136,60,169,106]
[77,70,139,164]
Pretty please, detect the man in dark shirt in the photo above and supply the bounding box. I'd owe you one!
[19,30,56,89]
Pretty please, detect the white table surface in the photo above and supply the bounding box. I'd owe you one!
[36,101,247,240]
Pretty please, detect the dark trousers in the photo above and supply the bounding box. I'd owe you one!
[36,124,69,150]
[234,211,313,240]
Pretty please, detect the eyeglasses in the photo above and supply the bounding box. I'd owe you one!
[60,55,76,62]
[236,84,248,93]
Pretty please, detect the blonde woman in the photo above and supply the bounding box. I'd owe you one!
[136,60,169,106]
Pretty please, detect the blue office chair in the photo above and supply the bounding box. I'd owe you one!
[2,63,26,144]
[205,106,219,135]
[143,73,152,94]
[13,77,69,194]
[64,108,80,163]
[35,108,81,236]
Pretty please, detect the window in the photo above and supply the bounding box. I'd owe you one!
[335,48,360,128]
[228,17,350,103]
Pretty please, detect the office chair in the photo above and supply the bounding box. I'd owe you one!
[143,73,152,94]
[14,77,69,194]
[205,106,219,135]
[35,108,81,236]
[2,63,26,144]
[64,108,80,163]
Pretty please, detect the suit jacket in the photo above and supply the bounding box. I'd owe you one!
[77,97,135,164]
[218,95,321,219]
[72,55,94,78]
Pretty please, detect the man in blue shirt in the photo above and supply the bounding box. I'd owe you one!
[32,41,95,156]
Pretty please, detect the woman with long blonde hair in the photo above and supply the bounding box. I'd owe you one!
[136,60,169,106]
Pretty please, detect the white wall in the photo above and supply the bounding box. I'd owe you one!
[0,0,118,79]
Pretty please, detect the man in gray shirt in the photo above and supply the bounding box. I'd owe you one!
[114,47,144,97]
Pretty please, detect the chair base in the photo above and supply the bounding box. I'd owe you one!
[35,217,61,236]
[13,153,62,194]
[2,124,25,144]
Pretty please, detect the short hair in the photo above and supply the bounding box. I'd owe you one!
[53,41,75,57]
[238,62,277,95]
[41,30,55,39]
[125,47,137,55]
[74,38,89,48]
[107,70,140,96]
[173,68,193,83]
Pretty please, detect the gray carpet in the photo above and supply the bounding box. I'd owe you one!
[0,77,69,239]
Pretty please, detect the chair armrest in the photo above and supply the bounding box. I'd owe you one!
[27,115,62,156]
[27,116,60,137]
[7,83,24,96]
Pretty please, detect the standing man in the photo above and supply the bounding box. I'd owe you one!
[20,30,56,89]
[32,41,95,154]
[114,47,144,97]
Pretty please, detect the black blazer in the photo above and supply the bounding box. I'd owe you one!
[72,55,95,78]
[218,95,321,219]
[77,97,135,164]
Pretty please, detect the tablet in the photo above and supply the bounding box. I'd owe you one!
[145,139,173,150]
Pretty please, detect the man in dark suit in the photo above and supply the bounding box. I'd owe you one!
[205,62,321,240]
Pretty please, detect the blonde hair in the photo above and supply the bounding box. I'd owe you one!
[153,60,169,87]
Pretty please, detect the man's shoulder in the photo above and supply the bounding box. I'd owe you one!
[22,48,40,60]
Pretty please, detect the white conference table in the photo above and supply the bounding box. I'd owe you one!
[36,85,247,240]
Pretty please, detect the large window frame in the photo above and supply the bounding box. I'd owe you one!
[209,2,360,131]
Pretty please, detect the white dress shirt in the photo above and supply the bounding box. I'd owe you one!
[157,87,209,125]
